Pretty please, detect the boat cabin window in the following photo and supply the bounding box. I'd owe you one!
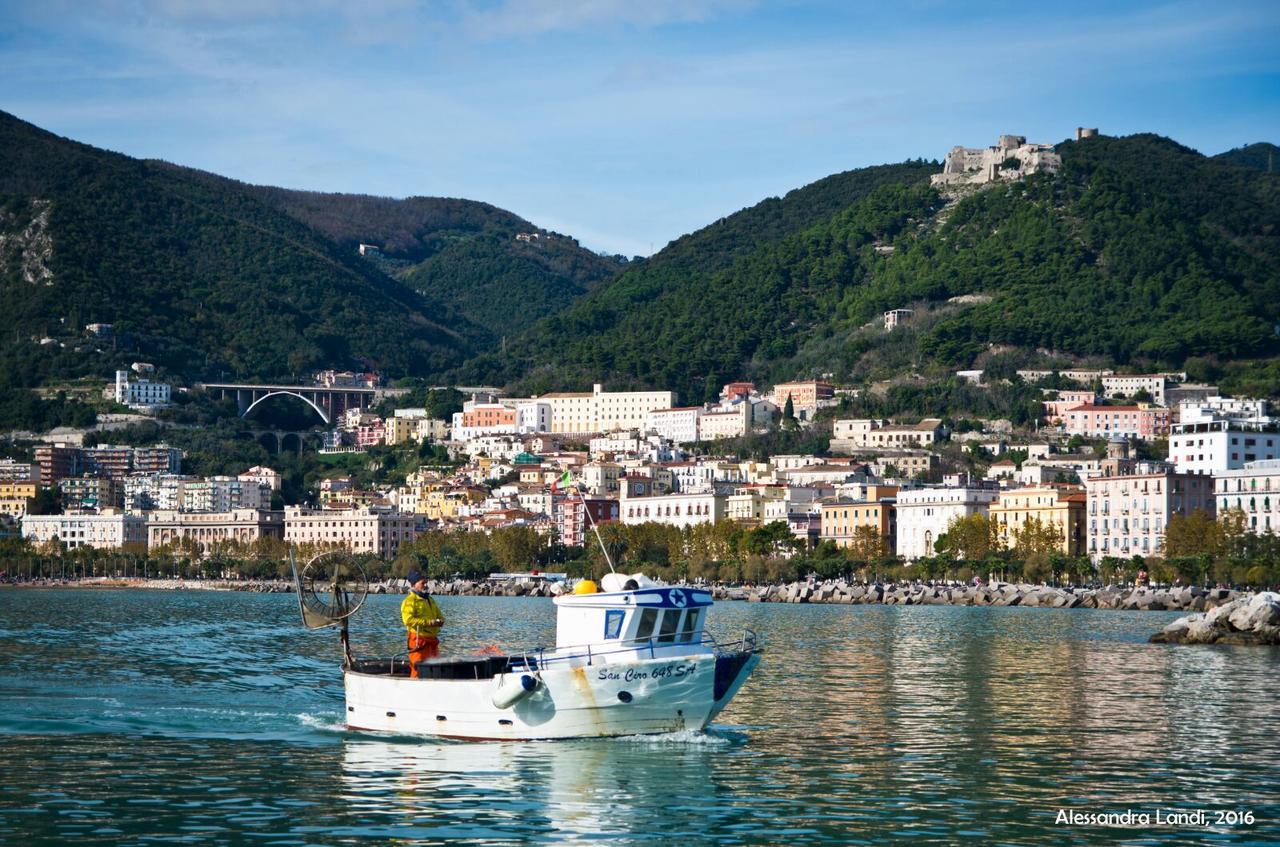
[657,609,681,644]
[634,608,658,640]
[680,609,700,642]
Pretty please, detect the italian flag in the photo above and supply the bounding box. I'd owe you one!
[551,470,572,493]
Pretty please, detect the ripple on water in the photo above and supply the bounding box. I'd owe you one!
[0,590,1278,845]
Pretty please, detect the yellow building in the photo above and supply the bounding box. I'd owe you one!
[420,484,487,521]
[820,497,897,555]
[989,485,1087,556]
[384,416,420,445]
[0,481,38,518]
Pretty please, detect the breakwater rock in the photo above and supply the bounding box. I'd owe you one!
[419,578,1245,612]
[723,580,1243,612]
[1150,591,1280,645]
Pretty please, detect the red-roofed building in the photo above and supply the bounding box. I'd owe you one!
[1063,405,1170,440]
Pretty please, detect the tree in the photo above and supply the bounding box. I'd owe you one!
[1163,509,1224,560]
[937,513,999,560]
[27,486,61,515]
[1012,516,1063,579]
[782,394,797,428]
[847,525,887,563]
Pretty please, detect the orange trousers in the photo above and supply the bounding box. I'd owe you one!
[407,632,440,678]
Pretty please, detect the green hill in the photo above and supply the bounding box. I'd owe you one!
[199,181,626,339]
[0,110,490,384]
[0,111,621,386]
[1213,142,1279,172]
[457,160,941,396]
[459,134,1280,400]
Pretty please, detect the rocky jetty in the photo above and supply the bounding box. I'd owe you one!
[424,578,1244,612]
[1150,592,1280,645]
[725,580,1241,612]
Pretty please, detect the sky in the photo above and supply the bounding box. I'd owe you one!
[1,1,1277,257]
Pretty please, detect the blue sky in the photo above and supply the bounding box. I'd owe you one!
[1,1,1277,257]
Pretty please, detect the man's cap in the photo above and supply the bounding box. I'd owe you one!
[407,568,426,586]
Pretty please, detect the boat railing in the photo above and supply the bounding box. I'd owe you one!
[504,627,760,672]
[371,628,759,678]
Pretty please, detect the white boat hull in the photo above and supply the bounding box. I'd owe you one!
[344,651,759,740]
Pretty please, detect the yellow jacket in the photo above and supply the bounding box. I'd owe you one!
[401,592,444,637]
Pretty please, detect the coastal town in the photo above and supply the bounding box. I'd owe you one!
[4,356,1277,587]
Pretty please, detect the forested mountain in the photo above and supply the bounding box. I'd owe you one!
[458,134,1280,401]
[169,176,626,339]
[457,160,941,396]
[0,110,487,383]
[1214,143,1279,172]
[0,111,620,384]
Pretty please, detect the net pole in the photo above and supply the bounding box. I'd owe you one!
[574,484,616,574]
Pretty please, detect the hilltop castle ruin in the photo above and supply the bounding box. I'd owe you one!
[930,133,1062,187]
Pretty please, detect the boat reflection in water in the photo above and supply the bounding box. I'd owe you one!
[339,730,744,843]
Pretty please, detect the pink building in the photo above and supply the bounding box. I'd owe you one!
[1063,405,1170,440]
[1043,390,1097,423]
[356,418,386,448]
[1084,463,1214,561]
[555,496,619,547]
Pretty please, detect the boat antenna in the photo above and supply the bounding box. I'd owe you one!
[572,480,616,574]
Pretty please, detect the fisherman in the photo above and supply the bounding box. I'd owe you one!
[402,568,444,678]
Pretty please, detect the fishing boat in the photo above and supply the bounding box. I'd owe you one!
[293,556,761,741]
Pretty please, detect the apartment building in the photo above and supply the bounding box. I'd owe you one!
[619,488,725,529]
[0,481,38,519]
[819,497,896,554]
[1084,463,1214,561]
[1215,460,1280,534]
[1062,405,1170,440]
[284,507,418,557]
[1169,410,1280,476]
[645,407,702,444]
[22,512,148,550]
[989,486,1087,556]
[535,384,675,434]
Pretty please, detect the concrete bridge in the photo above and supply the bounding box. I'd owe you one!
[247,430,324,455]
[202,383,378,424]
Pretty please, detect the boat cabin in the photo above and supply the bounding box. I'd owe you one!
[552,578,713,659]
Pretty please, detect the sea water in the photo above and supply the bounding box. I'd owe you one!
[1,589,1277,845]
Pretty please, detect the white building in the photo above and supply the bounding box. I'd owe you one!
[535,384,675,434]
[113,369,171,408]
[123,474,196,512]
[239,466,282,492]
[1176,397,1267,422]
[22,512,148,550]
[182,477,267,513]
[1084,463,1214,562]
[895,486,999,561]
[581,462,623,497]
[832,418,944,449]
[884,309,913,331]
[284,506,418,557]
[645,407,701,444]
[1215,460,1280,534]
[620,489,725,529]
[1100,374,1167,405]
[516,401,552,434]
[1169,410,1280,476]
[698,407,748,441]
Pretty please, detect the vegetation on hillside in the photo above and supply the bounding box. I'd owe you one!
[461,134,1280,399]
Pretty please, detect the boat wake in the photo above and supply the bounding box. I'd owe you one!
[617,727,743,746]
[296,712,348,733]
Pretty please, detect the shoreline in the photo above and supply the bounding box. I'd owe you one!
[1,576,1249,612]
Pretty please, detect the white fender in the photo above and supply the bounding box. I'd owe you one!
[491,673,540,709]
